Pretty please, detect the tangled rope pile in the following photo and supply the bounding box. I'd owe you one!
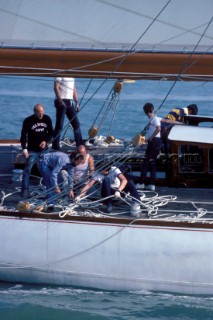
[0,182,212,224]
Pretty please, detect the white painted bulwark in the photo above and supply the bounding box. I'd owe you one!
[0,215,213,294]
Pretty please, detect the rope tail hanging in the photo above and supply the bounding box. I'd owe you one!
[88,80,123,143]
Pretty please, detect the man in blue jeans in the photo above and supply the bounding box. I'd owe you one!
[52,77,83,150]
[37,152,84,205]
[136,103,162,192]
[20,104,53,198]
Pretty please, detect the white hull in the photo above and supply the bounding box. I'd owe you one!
[1,214,213,294]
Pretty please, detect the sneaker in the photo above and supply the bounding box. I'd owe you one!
[135,183,145,190]
[147,184,155,191]
[130,203,141,217]
[106,203,112,213]
[47,204,55,211]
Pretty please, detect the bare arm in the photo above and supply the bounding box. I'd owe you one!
[147,125,161,142]
[161,118,183,125]
[73,86,79,111]
[78,179,96,198]
[117,173,127,192]
[88,155,95,176]
[54,81,64,105]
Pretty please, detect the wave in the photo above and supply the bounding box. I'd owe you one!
[0,283,213,320]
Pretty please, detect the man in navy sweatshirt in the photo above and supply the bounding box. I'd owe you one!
[20,104,53,198]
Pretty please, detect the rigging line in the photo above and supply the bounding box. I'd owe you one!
[69,1,171,123]
[89,84,114,128]
[0,75,55,82]
[59,79,117,129]
[177,48,213,89]
[55,150,134,199]
[179,22,213,77]
[77,6,173,141]
[61,123,72,142]
[97,0,213,41]
[53,52,129,74]
[72,147,141,197]
[97,90,119,131]
[0,8,102,45]
[155,15,213,115]
[2,67,213,81]
[78,79,108,113]
[158,21,212,46]
[51,1,169,78]
[50,81,108,145]
[137,15,213,136]
[39,217,145,268]
[181,44,213,75]
[79,78,93,106]
[75,150,131,190]
[108,94,121,137]
[108,0,172,76]
[52,58,127,120]
[34,149,135,205]
[71,156,116,193]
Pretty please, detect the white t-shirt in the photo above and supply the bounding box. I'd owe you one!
[55,77,75,100]
[146,115,161,139]
[93,166,121,189]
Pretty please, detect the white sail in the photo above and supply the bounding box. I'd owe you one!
[0,0,212,51]
[0,0,212,79]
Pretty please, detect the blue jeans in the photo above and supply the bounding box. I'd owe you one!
[52,99,83,150]
[139,137,162,185]
[161,123,173,153]
[101,177,140,205]
[37,161,56,204]
[21,152,40,194]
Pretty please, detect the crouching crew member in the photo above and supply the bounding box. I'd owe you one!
[37,151,83,204]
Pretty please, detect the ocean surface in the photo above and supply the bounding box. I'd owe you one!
[0,76,213,319]
[0,76,213,140]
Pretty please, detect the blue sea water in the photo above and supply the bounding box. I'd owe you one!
[0,76,213,319]
[0,283,213,320]
[0,76,212,140]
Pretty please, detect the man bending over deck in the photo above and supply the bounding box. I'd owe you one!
[161,104,198,152]
[37,151,84,205]
[76,164,141,213]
